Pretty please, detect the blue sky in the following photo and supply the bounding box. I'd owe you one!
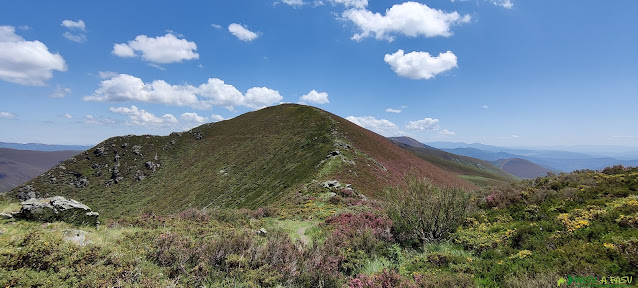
[1,0,636,148]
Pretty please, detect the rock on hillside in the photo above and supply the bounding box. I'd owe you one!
[8,104,471,218]
[5,196,99,226]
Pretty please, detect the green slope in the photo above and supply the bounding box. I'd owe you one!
[8,104,471,218]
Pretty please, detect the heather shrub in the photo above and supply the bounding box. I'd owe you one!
[383,177,470,248]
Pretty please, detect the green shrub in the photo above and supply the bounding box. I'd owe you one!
[384,177,470,248]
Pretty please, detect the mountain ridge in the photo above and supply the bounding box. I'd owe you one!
[7,104,471,218]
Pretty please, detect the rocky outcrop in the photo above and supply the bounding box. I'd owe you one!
[17,185,39,201]
[14,196,99,226]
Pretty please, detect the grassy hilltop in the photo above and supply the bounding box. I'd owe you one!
[7,104,469,219]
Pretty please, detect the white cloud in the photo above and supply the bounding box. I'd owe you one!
[279,0,305,7]
[439,129,455,136]
[64,113,72,119]
[384,50,458,80]
[299,90,329,104]
[245,87,284,109]
[98,71,118,79]
[210,114,225,122]
[49,85,71,98]
[63,31,87,43]
[346,116,402,136]
[329,0,367,8]
[491,0,513,9]
[86,74,284,110]
[148,63,166,71]
[85,74,202,108]
[0,112,16,119]
[482,105,489,109]
[83,115,116,126]
[228,23,259,42]
[0,26,67,86]
[406,118,440,131]
[385,108,401,113]
[61,20,87,43]
[61,20,86,31]
[198,78,245,108]
[343,2,470,41]
[112,43,136,57]
[109,105,178,127]
[112,33,199,64]
[211,24,222,29]
[181,112,208,124]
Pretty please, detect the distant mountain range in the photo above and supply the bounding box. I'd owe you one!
[0,148,82,192]
[427,142,638,172]
[0,142,92,152]
[389,137,517,185]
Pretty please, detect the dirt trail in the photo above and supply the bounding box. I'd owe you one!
[296,226,310,246]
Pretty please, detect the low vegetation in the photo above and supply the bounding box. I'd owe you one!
[1,166,636,287]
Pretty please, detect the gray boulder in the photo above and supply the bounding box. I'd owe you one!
[132,145,143,156]
[321,180,342,189]
[17,196,99,226]
[17,185,40,201]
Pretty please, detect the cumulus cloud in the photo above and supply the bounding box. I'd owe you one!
[49,85,71,98]
[346,116,402,136]
[406,118,440,131]
[439,129,455,136]
[64,113,72,119]
[245,87,284,109]
[491,0,513,9]
[343,2,470,41]
[299,90,329,104]
[63,32,87,43]
[385,108,401,113]
[109,105,178,127]
[112,33,199,64]
[112,43,135,57]
[210,114,225,122]
[61,20,87,43]
[0,112,16,119]
[85,74,201,108]
[0,26,67,86]
[98,71,119,79]
[329,0,367,8]
[384,50,458,80]
[86,74,284,110]
[61,20,85,31]
[279,0,305,7]
[228,23,259,42]
[211,24,222,29]
[181,112,208,124]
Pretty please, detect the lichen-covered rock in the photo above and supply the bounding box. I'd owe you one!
[144,161,159,172]
[17,196,99,226]
[19,198,57,222]
[321,180,342,189]
[17,185,40,201]
[132,145,143,156]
